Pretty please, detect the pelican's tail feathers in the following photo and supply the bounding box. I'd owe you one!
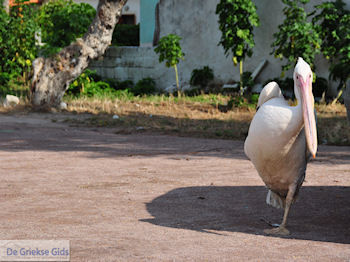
[266,190,285,209]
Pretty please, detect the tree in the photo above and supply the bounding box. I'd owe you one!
[271,0,321,74]
[31,0,127,108]
[313,0,350,103]
[216,0,259,95]
[154,34,185,96]
[37,0,96,56]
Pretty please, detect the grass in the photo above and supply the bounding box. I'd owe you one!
[60,94,349,145]
[1,94,349,145]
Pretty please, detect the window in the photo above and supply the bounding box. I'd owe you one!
[118,14,136,25]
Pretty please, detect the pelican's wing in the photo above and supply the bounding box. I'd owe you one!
[257,82,284,110]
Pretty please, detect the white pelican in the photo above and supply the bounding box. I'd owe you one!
[244,57,317,235]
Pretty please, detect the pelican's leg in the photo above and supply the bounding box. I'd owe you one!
[264,185,296,236]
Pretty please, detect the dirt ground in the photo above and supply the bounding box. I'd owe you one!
[0,112,349,262]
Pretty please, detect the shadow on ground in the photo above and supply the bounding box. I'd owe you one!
[141,186,350,244]
[0,115,349,164]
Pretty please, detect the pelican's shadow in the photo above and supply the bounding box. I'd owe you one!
[141,186,350,243]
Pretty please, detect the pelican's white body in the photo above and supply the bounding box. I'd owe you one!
[244,58,317,234]
[244,82,307,202]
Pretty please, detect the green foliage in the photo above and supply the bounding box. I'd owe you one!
[215,0,259,63]
[67,69,115,97]
[271,0,321,73]
[249,93,259,104]
[313,0,348,60]
[112,24,139,46]
[154,34,185,68]
[154,34,184,94]
[227,96,247,109]
[132,77,156,96]
[104,78,134,91]
[313,0,350,90]
[37,0,95,56]
[0,1,38,93]
[67,70,155,98]
[190,66,214,88]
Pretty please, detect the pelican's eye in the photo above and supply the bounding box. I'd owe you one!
[296,75,299,80]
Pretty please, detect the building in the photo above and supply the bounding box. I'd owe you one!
[90,0,350,95]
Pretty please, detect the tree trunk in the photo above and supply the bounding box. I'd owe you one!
[31,0,127,109]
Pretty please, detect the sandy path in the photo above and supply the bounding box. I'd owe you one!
[0,113,349,261]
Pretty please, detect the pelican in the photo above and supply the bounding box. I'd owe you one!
[244,57,317,235]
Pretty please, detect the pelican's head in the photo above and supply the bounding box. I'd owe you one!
[293,57,317,158]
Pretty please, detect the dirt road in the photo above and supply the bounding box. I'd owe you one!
[0,113,349,261]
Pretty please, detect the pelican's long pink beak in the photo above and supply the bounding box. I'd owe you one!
[298,75,318,158]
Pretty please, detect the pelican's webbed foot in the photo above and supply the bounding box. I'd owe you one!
[264,226,290,236]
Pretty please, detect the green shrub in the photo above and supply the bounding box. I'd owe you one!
[0,1,38,93]
[227,96,246,109]
[104,78,134,91]
[154,34,185,95]
[313,0,350,93]
[132,78,156,96]
[249,93,259,104]
[114,89,134,100]
[271,0,321,73]
[112,24,139,46]
[37,0,96,56]
[116,80,134,90]
[67,69,115,97]
[216,0,259,93]
[190,66,214,88]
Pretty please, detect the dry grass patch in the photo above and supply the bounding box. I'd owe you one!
[0,95,348,145]
[61,96,349,145]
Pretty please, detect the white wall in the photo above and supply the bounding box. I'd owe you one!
[91,0,350,94]
[122,0,140,24]
[157,0,349,93]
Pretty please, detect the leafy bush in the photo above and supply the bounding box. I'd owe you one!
[154,34,185,95]
[67,69,116,97]
[0,1,38,93]
[249,93,259,104]
[216,0,259,93]
[112,24,139,46]
[216,0,259,61]
[104,78,134,91]
[132,78,156,96]
[190,66,214,88]
[227,96,247,109]
[313,0,350,92]
[37,0,96,56]
[66,70,154,98]
[313,0,348,61]
[271,0,321,73]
